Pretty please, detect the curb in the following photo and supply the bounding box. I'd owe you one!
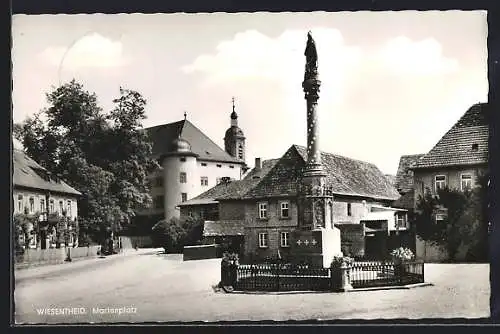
[220,283,434,295]
[347,282,434,292]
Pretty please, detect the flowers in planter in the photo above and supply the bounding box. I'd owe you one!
[330,256,354,269]
[221,252,239,266]
[390,247,414,264]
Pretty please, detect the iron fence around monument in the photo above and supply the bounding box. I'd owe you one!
[222,260,425,292]
[233,263,332,291]
[350,260,424,288]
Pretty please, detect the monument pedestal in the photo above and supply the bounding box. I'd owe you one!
[291,228,342,268]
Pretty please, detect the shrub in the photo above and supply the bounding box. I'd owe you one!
[151,217,204,253]
[390,247,414,264]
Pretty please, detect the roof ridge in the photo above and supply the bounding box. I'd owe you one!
[292,144,378,168]
[146,119,185,131]
[183,120,237,161]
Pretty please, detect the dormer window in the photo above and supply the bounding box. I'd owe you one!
[471,143,479,151]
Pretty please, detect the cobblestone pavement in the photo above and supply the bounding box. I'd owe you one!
[14,253,490,324]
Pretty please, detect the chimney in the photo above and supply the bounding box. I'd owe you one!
[255,158,262,171]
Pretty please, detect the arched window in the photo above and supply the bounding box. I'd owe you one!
[238,144,243,159]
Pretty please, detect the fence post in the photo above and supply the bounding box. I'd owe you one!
[252,264,256,290]
[340,262,353,292]
[276,262,280,292]
[421,261,425,283]
[230,263,237,286]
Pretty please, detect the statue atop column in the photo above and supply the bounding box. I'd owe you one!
[304,31,318,81]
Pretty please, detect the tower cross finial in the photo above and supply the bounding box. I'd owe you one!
[232,96,235,112]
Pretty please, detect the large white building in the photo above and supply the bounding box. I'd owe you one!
[13,144,81,249]
[142,106,248,223]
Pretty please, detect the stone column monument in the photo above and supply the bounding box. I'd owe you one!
[291,32,342,268]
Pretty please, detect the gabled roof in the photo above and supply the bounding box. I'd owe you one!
[13,150,81,196]
[392,189,415,210]
[146,120,243,164]
[385,174,396,187]
[394,154,425,193]
[244,145,400,201]
[178,158,279,206]
[203,220,245,236]
[412,103,489,169]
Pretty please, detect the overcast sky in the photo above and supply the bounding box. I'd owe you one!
[12,11,488,175]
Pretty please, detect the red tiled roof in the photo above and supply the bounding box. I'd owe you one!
[146,120,243,164]
[413,103,489,169]
[395,154,425,193]
[13,150,81,196]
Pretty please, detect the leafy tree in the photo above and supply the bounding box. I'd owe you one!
[15,80,159,243]
[415,174,489,262]
[465,173,489,261]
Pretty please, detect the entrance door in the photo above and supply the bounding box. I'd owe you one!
[364,232,387,260]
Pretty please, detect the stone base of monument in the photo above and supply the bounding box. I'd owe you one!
[290,227,343,268]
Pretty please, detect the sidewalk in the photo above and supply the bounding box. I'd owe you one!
[14,248,163,282]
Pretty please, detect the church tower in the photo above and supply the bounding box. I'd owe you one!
[224,97,246,164]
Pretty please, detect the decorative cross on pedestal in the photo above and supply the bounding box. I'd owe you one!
[296,238,318,246]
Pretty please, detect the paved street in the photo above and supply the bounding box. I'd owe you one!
[14,251,490,323]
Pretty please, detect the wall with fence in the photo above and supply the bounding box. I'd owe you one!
[221,260,424,292]
[415,236,448,262]
[15,246,101,267]
[183,244,221,261]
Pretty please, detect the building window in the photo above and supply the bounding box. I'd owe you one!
[435,175,447,192]
[258,202,268,219]
[155,176,163,187]
[229,165,234,169]
[201,176,208,186]
[238,145,243,159]
[180,157,186,162]
[29,197,35,214]
[188,210,194,218]
[435,213,445,224]
[40,198,45,213]
[67,200,72,216]
[59,201,64,214]
[280,201,289,218]
[396,214,405,228]
[180,172,187,183]
[181,193,188,202]
[153,196,164,209]
[347,203,352,216]
[258,233,268,248]
[17,194,23,213]
[201,163,207,167]
[280,232,290,248]
[49,199,54,213]
[471,143,479,151]
[29,232,37,248]
[216,164,222,168]
[461,174,472,191]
